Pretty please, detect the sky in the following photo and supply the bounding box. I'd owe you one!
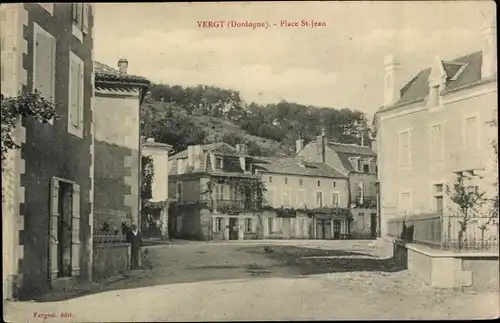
[93,1,495,119]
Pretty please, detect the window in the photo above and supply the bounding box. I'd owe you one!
[284,177,288,184]
[297,190,306,207]
[433,183,444,213]
[33,23,56,125]
[333,181,336,188]
[267,188,275,206]
[363,164,370,173]
[72,3,90,34]
[357,213,365,230]
[269,176,273,183]
[299,179,303,186]
[214,184,224,203]
[268,217,274,233]
[317,180,321,187]
[213,217,223,232]
[283,189,291,206]
[398,131,411,166]
[215,157,223,169]
[400,191,412,214]
[316,192,323,208]
[176,182,182,201]
[430,124,444,161]
[177,159,187,174]
[332,193,339,208]
[464,117,478,151]
[245,218,252,233]
[357,159,362,171]
[68,51,84,137]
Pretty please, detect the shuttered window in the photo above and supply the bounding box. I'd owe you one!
[34,24,56,106]
[71,183,81,277]
[68,51,84,137]
[72,3,89,34]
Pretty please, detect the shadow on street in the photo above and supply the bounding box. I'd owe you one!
[33,243,406,303]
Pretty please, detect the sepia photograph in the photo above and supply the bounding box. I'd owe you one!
[1,1,498,321]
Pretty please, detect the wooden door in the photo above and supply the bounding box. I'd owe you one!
[229,218,238,240]
[333,220,341,239]
[370,213,377,238]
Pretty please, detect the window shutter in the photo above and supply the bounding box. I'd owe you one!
[72,3,78,22]
[82,4,89,34]
[49,178,60,281]
[252,217,257,233]
[69,59,80,127]
[78,58,84,128]
[71,183,81,276]
[35,32,55,103]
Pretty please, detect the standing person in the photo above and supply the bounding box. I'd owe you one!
[126,224,142,269]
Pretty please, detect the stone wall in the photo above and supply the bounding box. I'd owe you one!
[92,243,130,281]
[350,208,377,239]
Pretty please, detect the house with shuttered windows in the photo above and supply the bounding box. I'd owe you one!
[1,3,94,300]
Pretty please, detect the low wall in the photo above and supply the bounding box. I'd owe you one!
[92,243,130,281]
[384,237,499,291]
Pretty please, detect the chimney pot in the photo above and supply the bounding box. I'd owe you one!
[118,58,128,74]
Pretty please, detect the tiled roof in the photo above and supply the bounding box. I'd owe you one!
[254,157,346,179]
[94,61,150,86]
[170,142,237,160]
[396,51,482,106]
[142,140,173,150]
[326,141,376,157]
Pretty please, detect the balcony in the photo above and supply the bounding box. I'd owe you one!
[352,196,377,209]
[449,151,486,173]
[212,199,260,214]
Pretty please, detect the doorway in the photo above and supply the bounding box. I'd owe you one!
[229,218,238,240]
[333,220,341,239]
[58,182,73,278]
[316,219,333,240]
[370,213,377,238]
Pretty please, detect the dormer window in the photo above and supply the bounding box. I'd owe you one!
[363,164,370,173]
[215,157,223,169]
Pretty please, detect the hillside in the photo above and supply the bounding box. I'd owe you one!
[140,84,372,156]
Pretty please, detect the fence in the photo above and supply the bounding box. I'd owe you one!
[387,212,499,251]
[93,234,127,244]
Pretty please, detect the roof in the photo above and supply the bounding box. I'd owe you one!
[254,157,346,179]
[170,142,240,160]
[94,61,150,87]
[142,140,173,150]
[395,51,482,106]
[326,141,376,157]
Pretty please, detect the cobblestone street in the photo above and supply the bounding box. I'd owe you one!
[4,240,499,321]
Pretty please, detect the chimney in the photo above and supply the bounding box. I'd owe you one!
[296,139,304,154]
[297,155,305,167]
[481,15,497,79]
[118,58,128,74]
[146,137,155,143]
[383,55,401,107]
[193,145,202,169]
[187,145,194,167]
[235,144,241,153]
[316,128,326,164]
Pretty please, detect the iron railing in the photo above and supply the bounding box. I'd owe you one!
[387,212,499,251]
[353,196,377,209]
[93,234,127,244]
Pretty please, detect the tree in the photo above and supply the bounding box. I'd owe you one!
[446,175,487,249]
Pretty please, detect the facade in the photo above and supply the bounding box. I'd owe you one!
[141,138,173,239]
[93,59,150,236]
[375,18,498,240]
[254,156,350,239]
[297,133,379,239]
[168,143,263,240]
[1,3,94,300]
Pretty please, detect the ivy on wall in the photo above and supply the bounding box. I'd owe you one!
[141,155,154,202]
[205,176,267,212]
[1,91,58,163]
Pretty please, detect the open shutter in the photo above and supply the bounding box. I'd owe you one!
[71,183,81,277]
[82,4,89,34]
[212,216,216,232]
[49,178,60,281]
[69,58,81,127]
[78,58,84,129]
[35,32,55,103]
[252,217,257,233]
